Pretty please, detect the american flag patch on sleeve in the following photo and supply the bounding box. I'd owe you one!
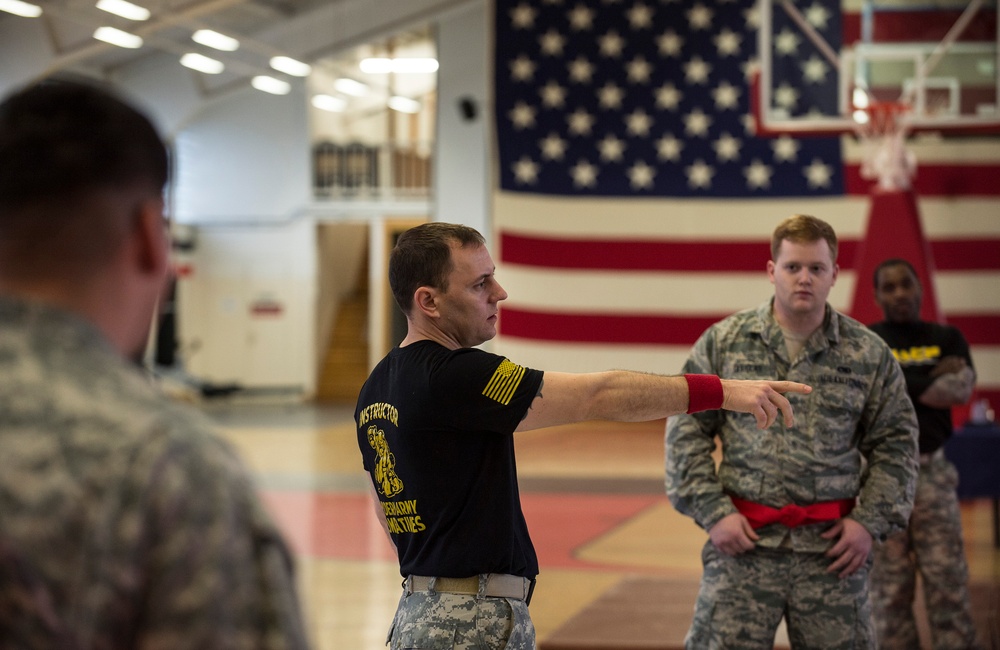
[482,359,526,405]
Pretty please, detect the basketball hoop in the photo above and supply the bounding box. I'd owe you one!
[855,101,917,192]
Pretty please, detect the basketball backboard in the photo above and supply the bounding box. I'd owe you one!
[754,0,1000,137]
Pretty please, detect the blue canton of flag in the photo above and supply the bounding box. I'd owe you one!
[494,0,845,197]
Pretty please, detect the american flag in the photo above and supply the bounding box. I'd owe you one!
[495,0,843,197]
[491,0,1000,417]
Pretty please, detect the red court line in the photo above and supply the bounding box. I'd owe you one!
[522,493,667,571]
[260,490,666,572]
[261,491,396,561]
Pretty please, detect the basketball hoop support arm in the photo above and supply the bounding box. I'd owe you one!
[777,0,841,69]
[756,0,854,137]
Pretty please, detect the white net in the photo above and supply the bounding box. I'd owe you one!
[856,102,917,192]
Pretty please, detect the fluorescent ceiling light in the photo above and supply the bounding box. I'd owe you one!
[180,52,224,74]
[387,95,421,113]
[93,26,143,48]
[333,78,368,97]
[360,57,439,74]
[96,0,148,20]
[0,0,42,16]
[269,56,311,77]
[192,29,239,51]
[252,76,291,95]
[312,94,346,112]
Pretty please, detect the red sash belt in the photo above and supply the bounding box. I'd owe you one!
[730,495,855,529]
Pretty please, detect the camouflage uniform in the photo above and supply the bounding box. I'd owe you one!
[0,297,309,649]
[869,453,983,649]
[388,582,534,650]
[666,299,918,649]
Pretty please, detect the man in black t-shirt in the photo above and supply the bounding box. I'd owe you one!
[868,258,983,650]
[356,222,812,650]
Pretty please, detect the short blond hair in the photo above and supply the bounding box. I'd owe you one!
[771,214,838,262]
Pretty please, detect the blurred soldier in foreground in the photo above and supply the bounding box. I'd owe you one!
[0,78,309,648]
[666,215,919,649]
[869,258,983,650]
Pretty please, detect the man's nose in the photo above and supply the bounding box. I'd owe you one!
[494,282,508,302]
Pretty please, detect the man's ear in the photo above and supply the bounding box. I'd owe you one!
[132,197,169,277]
[412,286,440,318]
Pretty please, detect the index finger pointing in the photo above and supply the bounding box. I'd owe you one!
[776,381,812,394]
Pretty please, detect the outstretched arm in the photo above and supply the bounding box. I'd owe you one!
[515,371,811,432]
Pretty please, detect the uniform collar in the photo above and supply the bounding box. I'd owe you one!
[752,298,841,352]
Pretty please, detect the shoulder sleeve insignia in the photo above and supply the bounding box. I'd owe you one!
[482,358,526,405]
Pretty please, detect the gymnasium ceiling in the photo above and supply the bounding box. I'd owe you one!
[4,0,467,98]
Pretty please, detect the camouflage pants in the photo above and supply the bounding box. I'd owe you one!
[870,454,983,650]
[685,541,874,650]
[386,584,535,649]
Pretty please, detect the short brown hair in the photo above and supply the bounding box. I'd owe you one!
[771,214,838,262]
[389,222,486,314]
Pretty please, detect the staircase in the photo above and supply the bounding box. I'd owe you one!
[316,263,369,403]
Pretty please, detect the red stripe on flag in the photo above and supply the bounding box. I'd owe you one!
[843,10,997,44]
[845,164,1000,197]
[499,308,717,345]
[500,235,859,271]
[931,239,1000,271]
[500,234,775,271]
[499,308,1000,347]
[500,234,1000,272]
[948,315,1000,347]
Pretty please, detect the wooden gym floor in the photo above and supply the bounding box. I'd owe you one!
[205,402,1000,649]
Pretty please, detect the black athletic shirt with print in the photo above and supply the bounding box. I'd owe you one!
[869,320,974,454]
[356,340,544,579]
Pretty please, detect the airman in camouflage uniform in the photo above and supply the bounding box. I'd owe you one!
[0,79,309,648]
[666,216,918,649]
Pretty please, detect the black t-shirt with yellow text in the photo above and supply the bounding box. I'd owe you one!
[869,319,973,454]
[356,340,544,579]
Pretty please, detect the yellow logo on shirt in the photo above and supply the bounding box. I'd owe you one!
[367,425,404,498]
[483,358,526,405]
[892,345,941,366]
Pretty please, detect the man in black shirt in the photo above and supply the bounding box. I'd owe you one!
[356,222,812,650]
[868,258,983,649]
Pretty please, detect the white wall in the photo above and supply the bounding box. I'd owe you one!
[177,218,317,393]
[434,2,490,244]
[173,82,311,222]
[167,81,319,394]
[0,16,53,90]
